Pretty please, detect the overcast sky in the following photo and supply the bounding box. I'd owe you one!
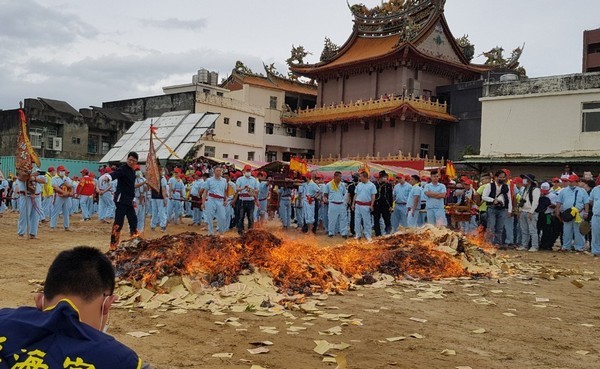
[1,0,598,110]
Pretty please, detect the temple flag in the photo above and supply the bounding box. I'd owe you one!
[16,103,41,180]
[445,160,456,179]
[145,124,161,192]
[290,157,308,175]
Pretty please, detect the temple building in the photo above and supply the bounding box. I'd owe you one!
[283,0,492,160]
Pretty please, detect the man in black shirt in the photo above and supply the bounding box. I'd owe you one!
[101,152,145,249]
[373,170,394,236]
[347,174,358,237]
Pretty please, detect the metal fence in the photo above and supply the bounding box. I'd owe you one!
[0,156,101,177]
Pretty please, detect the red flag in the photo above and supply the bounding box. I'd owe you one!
[16,106,41,182]
[145,124,161,192]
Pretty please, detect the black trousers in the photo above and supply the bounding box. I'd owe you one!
[313,201,319,232]
[238,200,254,233]
[111,202,137,247]
[349,207,356,235]
[373,206,391,236]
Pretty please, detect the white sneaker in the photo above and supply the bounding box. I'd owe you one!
[516,246,527,251]
[528,247,539,252]
[354,235,360,240]
[366,237,373,243]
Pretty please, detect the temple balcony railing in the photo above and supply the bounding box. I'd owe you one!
[292,94,449,118]
[306,152,445,169]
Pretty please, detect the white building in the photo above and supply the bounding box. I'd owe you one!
[461,72,600,177]
[161,68,318,162]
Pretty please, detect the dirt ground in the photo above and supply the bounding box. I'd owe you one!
[1,212,600,369]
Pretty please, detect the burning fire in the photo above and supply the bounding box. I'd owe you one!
[107,228,496,294]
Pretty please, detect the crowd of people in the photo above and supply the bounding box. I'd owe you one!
[1,160,600,368]
[2,159,599,256]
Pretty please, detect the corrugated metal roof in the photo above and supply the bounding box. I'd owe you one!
[100,111,219,163]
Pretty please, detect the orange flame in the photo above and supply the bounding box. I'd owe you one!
[107,229,489,293]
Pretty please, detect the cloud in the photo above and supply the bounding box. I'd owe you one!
[141,17,208,31]
[0,48,266,109]
[0,0,97,49]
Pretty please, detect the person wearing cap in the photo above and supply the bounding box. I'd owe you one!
[561,164,574,178]
[505,177,524,247]
[171,173,186,225]
[391,174,412,231]
[423,171,447,227]
[589,177,600,256]
[41,167,55,222]
[16,168,47,239]
[346,174,359,237]
[190,171,205,227]
[373,170,394,236]
[76,173,96,221]
[451,177,476,234]
[319,175,330,234]
[165,171,180,225]
[256,172,271,224]
[516,174,541,252]
[278,182,293,230]
[88,172,98,216]
[201,166,229,235]
[555,174,590,252]
[150,168,169,232]
[550,178,563,194]
[97,167,114,224]
[69,174,80,216]
[474,173,491,228]
[300,174,321,233]
[223,170,237,232]
[581,179,596,249]
[294,179,305,231]
[407,175,424,227]
[323,171,348,238]
[235,165,259,235]
[50,165,73,231]
[482,170,512,246]
[351,171,376,241]
[134,166,148,233]
[538,182,557,250]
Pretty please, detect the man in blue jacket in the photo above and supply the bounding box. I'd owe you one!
[0,246,151,368]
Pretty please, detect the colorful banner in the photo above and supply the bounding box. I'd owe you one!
[445,160,456,178]
[15,107,41,181]
[289,157,308,175]
[145,125,161,193]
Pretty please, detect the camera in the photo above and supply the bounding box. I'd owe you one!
[518,198,526,208]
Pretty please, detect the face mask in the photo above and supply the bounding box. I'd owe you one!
[59,171,66,177]
[100,295,110,333]
[498,179,506,185]
[136,171,142,177]
[523,179,528,185]
[244,172,251,178]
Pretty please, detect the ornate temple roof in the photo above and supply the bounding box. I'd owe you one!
[282,95,457,125]
[223,70,317,96]
[290,0,489,78]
